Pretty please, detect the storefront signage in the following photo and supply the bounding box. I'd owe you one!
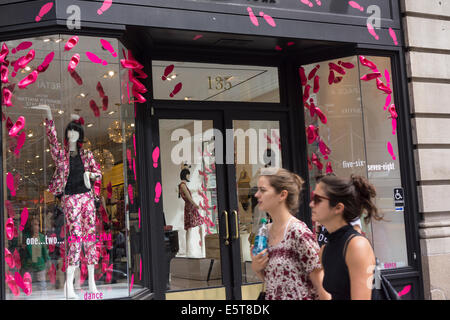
[394,187,404,206]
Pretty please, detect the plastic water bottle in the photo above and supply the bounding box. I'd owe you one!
[252,218,268,256]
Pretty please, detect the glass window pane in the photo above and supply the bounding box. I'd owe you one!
[152,61,280,102]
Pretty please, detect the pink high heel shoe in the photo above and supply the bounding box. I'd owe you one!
[37,51,55,73]
[89,99,100,117]
[2,87,13,107]
[314,106,328,124]
[6,272,20,296]
[9,116,25,137]
[359,56,378,71]
[0,43,9,64]
[313,75,320,93]
[329,62,346,75]
[306,125,319,144]
[130,77,147,93]
[102,95,109,111]
[19,207,28,231]
[302,84,311,102]
[319,139,332,159]
[16,49,35,69]
[308,64,320,80]
[96,81,105,98]
[360,72,381,81]
[152,146,160,168]
[120,59,144,70]
[1,64,9,83]
[376,78,392,94]
[338,61,355,69]
[64,36,79,51]
[6,218,15,240]
[328,70,335,85]
[18,70,38,89]
[5,248,14,268]
[69,69,83,85]
[326,162,333,174]
[299,67,307,86]
[311,153,323,171]
[67,53,80,72]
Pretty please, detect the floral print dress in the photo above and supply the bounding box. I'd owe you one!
[264,218,322,300]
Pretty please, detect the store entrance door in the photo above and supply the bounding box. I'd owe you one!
[153,108,289,300]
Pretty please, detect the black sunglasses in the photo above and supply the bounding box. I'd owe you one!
[311,192,330,204]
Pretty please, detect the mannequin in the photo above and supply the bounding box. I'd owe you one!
[237,169,251,211]
[178,168,204,257]
[31,105,102,299]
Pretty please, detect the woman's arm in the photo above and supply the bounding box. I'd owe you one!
[309,246,331,300]
[250,246,268,281]
[346,237,375,300]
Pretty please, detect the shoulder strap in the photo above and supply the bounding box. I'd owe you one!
[342,233,363,260]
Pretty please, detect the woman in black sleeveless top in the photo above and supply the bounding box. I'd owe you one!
[310,174,383,300]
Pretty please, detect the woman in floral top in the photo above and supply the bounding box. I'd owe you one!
[251,168,330,300]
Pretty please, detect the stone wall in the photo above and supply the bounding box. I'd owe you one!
[401,0,450,300]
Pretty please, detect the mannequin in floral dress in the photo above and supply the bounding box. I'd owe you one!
[178,168,205,257]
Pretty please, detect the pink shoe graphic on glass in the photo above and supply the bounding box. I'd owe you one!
[13,249,21,269]
[5,248,15,268]
[6,218,15,240]
[259,11,276,27]
[128,184,134,204]
[384,94,392,111]
[14,131,26,156]
[387,141,396,160]
[299,67,307,86]
[9,116,25,137]
[86,52,108,66]
[388,104,398,119]
[18,70,38,89]
[48,264,56,284]
[155,182,162,203]
[131,77,147,93]
[64,36,79,51]
[100,39,117,57]
[376,78,392,94]
[328,70,335,85]
[37,51,55,73]
[67,53,80,72]
[22,272,32,295]
[360,72,381,81]
[152,146,160,168]
[367,22,379,40]
[348,1,364,12]
[308,64,320,80]
[69,69,83,85]
[1,64,9,83]
[302,84,311,102]
[247,7,259,26]
[102,95,109,111]
[169,82,183,97]
[319,139,332,159]
[389,28,399,46]
[0,43,9,64]
[89,100,100,117]
[306,125,319,144]
[338,61,355,69]
[2,88,13,107]
[35,2,53,22]
[314,106,328,124]
[311,153,323,171]
[6,272,20,296]
[16,49,35,70]
[326,162,333,174]
[97,81,105,98]
[398,285,411,297]
[359,56,378,71]
[19,207,28,231]
[329,62,346,75]
[97,0,112,15]
[120,58,143,69]
[161,64,174,81]
[313,75,320,93]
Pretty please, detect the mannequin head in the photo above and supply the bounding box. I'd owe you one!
[180,168,190,182]
[64,120,84,150]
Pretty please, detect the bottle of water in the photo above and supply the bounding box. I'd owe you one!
[252,218,268,256]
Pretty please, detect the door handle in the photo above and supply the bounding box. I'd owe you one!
[232,210,239,240]
[223,210,230,245]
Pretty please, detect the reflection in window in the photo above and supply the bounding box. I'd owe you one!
[152,61,280,102]
[2,35,143,299]
[301,55,408,270]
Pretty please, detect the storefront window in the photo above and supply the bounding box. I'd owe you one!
[152,61,280,102]
[302,55,408,270]
[2,35,143,299]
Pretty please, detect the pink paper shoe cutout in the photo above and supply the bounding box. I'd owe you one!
[306,125,319,144]
[314,106,328,124]
[326,162,333,174]
[97,81,106,98]
[247,7,259,26]
[16,49,35,70]
[19,207,28,231]
[302,84,311,102]
[18,70,38,89]
[1,64,9,83]
[155,182,162,203]
[299,67,307,86]
[376,78,392,94]
[9,116,25,137]
[308,64,320,80]
[37,51,55,73]
[14,131,26,156]
[86,52,108,66]
[97,0,112,15]
[338,61,355,69]
[5,248,15,268]
[152,146,160,168]
[169,82,183,97]
[100,39,117,57]
[6,272,20,296]
[36,2,53,22]
[387,141,396,160]
[319,139,332,159]
[69,69,83,85]
[89,100,100,117]
[67,53,80,72]
[360,72,381,81]
[311,153,323,171]
[367,22,379,40]
[389,28,399,46]
[313,75,320,93]
[64,36,79,51]
[2,88,13,107]
[0,43,9,64]
[161,64,174,81]
[329,62,346,75]
[259,11,276,27]
[6,218,15,240]
[348,1,364,12]
[120,59,143,69]
[359,56,378,71]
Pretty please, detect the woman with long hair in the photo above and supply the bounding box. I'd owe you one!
[251,167,329,300]
[310,174,383,300]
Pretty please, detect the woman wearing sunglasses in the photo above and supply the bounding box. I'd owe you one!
[251,167,330,300]
[310,174,383,300]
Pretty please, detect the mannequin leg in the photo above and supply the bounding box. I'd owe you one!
[199,225,205,257]
[64,265,79,299]
[186,228,191,257]
[74,266,81,289]
[87,265,99,293]
[81,192,99,293]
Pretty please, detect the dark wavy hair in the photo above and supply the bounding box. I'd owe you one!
[316,174,383,224]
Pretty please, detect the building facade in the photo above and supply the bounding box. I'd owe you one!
[0,0,442,300]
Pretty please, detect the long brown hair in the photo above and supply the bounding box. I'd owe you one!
[260,167,304,214]
[316,174,383,224]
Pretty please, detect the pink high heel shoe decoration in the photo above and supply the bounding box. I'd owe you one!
[5,248,15,268]
[97,0,112,15]
[96,81,105,98]
[100,39,117,57]
[35,2,53,21]
[9,116,25,137]
[308,64,320,80]
[392,118,397,135]
[384,94,392,111]
[13,249,21,269]
[300,0,313,7]
[338,61,355,69]
[127,149,132,170]
[69,69,83,85]
[14,131,26,156]
[389,28,398,46]
[247,7,259,26]
[387,141,396,160]
[0,43,9,64]
[348,1,364,11]
[161,64,174,81]
[326,162,333,174]
[128,184,134,204]
[306,125,319,144]
[328,70,335,85]
[131,77,147,93]
[398,285,411,297]
[19,207,28,231]
[329,62,346,75]
[319,139,332,159]
[18,70,38,89]
[138,207,141,229]
[6,272,20,296]
[299,67,307,86]
[302,84,311,102]
[311,153,323,171]
[359,56,378,71]
[152,146,160,168]
[169,82,183,97]
[16,49,35,70]
[313,75,320,93]
[89,100,100,117]
[37,51,55,73]
[155,182,162,203]
[102,96,109,111]
[5,200,15,219]
[259,11,276,27]
[367,22,379,40]
[388,104,398,119]
[86,52,108,66]
[133,68,148,79]
[307,156,312,171]
[6,218,15,240]
[120,59,143,69]
[1,64,9,83]
[64,36,79,52]
[360,72,381,81]
[67,53,80,72]
[314,105,328,124]
[376,78,392,94]
[2,88,13,107]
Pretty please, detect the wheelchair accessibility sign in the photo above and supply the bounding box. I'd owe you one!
[394,188,404,211]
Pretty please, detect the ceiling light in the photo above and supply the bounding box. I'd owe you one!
[87,123,94,127]
[25,66,31,71]
[130,123,135,127]
[171,74,177,79]
[40,168,43,171]
[46,149,50,152]
[108,71,115,77]
[167,78,172,81]
[58,110,64,114]
[28,132,33,138]
[108,111,115,115]
[43,38,51,42]
[35,155,40,158]
[80,93,86,98]
[54,39,62,43]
